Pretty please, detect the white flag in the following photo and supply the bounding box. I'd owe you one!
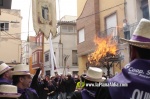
[49,33,57,76]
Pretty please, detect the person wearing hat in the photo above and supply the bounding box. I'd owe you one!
[71,67,106,99]
[0,61,13,85]
[95,18,150,99]
[12,64,39,99]
[0,84,21,99]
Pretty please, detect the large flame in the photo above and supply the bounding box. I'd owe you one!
[88,36,117,65]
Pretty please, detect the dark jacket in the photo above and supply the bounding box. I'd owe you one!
[71,89,97,99]
[71,91,82,99]
[30,68,47,99]
[48,83,56,96]
[58,78,66,93]
[95,86,111,99]
[18,88,39,99]
[65,77,76,93]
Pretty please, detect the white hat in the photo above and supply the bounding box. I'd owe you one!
[0,63,13,75]
[11,64,31,75]
[82,67,106,82]
[67,72,72,75]
[0,84,21,98]
[59,73,63,76]
[121,18,150,49]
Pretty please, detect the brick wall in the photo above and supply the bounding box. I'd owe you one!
[77,0,100,56]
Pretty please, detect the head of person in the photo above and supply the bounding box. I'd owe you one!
[0,62,13,80]
[59,73,64,79]
[121,18,150,61]
[50,75,55,80]
[12,64,32,89]
[123,19,127,23]
[45,75,50,81]
[82,67,106,91]
[67,72,72,79]
[74,74,79,79]
[55,71,58,76]
[0,84,21,99]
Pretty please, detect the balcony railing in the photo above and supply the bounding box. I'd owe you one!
[98,22,139,43]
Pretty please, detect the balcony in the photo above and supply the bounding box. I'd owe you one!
[98,22,139,43]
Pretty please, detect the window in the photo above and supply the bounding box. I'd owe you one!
[106,13,117,36]
[141,0,149,19]
[42,6,49,20]
[45,53,49,62]
[61,25,74,33]
[37,38,40,46]
[32,52,37,64]
[62,26,67,32]
[0,0,3,6]
[54,52,56,57]
[40,35,42,46]
[78,29,85,43]
[35,52,37,63]
[26,45,29,52]
[72,50,78,66]
[0,22,9,31]
[142,7,149,19]
[32,53,35,64]
[39,51,42,63]
[26,58,29,65]
[5,23,9,30]
[72,71,78,75]
[68,26,74,32]
[39,52,40,63]
[46,70,51,76]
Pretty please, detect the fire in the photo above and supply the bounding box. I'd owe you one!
[88,35,117,65]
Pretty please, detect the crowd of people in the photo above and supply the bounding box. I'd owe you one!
[30,68,79,99]
[0,18,150,99]
[0,60,109,99]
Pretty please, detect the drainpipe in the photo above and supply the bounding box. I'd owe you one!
[124,0,127,19]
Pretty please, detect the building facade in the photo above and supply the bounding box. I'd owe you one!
[21,37,37,74]
[44,15,78,76]
[77,0,126,75]
[21,41,30,65]
[30,32,44,69]
[0,8,22,65]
